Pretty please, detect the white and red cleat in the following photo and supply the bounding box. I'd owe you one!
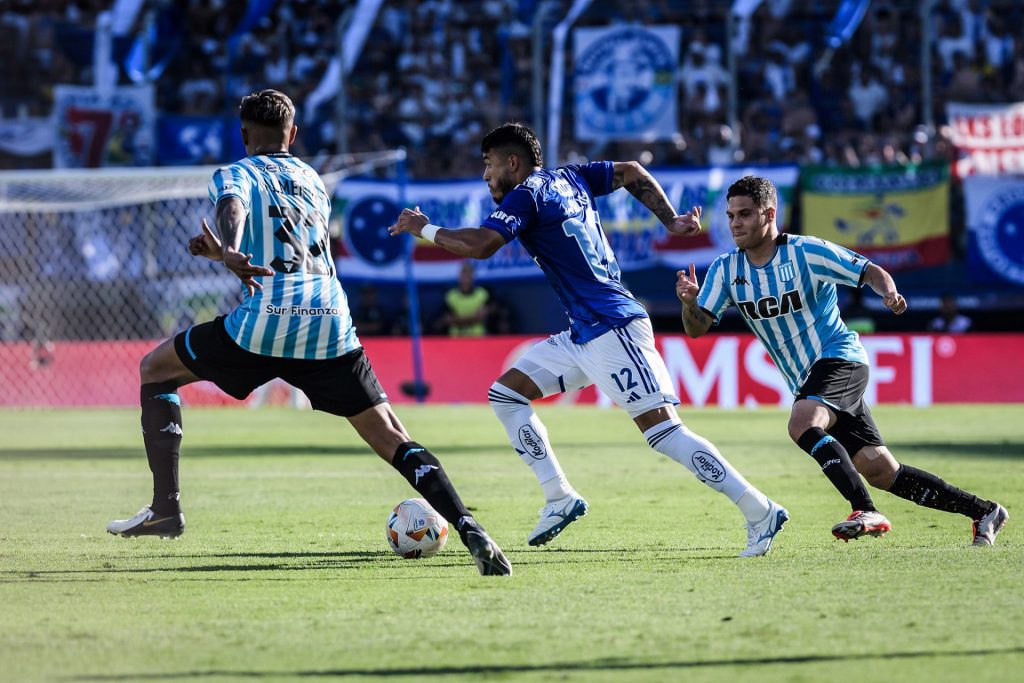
[831,510,891,542]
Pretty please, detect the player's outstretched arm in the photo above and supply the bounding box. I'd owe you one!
[213,197,273,297]
[862,263,907,315]
[612,160,676,226]
[676,264,713,337]
[388,206,505,259]
[612,161,702,237]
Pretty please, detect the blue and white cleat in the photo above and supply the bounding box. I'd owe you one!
[527,493,589,547]
[739,501,789,557]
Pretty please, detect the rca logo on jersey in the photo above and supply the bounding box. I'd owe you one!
[737,291,804,320]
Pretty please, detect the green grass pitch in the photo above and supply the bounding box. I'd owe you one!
[1,404,1021,682]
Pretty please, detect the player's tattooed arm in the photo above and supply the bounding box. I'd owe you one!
[681,301,713,338]
[213,196,272,296]
[612,161,676,226]
[215,197,248,254]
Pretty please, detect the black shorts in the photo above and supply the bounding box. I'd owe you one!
[795,358,884,455]
[174,317,388,417]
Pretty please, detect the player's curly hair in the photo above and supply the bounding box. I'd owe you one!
[481,122,543,167]
[727,175,777,209]
[239,89,295,128]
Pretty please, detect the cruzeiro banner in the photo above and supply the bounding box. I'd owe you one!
[963,174,1024,286]
[573,25,679,141]
[332,165,798,282]
[800,162,950,271]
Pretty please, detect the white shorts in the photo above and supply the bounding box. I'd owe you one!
[512,317,679,418]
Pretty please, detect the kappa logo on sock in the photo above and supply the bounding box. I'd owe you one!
[160,422,183,435]
[414,464,438,484]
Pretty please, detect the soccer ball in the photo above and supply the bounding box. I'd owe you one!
[385,498,449,559]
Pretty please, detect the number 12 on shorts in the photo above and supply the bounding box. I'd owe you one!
[610,367,639,394]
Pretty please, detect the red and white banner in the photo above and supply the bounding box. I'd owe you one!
[53,84,156,168]
[2,334,1022,408]
[946,101,1024,178]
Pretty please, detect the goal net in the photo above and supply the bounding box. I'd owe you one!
[0,151,405,408]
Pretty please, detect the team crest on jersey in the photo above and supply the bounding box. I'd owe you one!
[573,27,677,136]
[777,261,795,282]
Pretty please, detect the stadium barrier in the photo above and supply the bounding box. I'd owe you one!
[2,333,1021,408]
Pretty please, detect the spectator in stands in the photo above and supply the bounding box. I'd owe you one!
[1,0,1020,175]
[848,65,889,129]
[437,261,491,337]
[352,283,391,337]
[936,12,975,76]
[929,293,972,333]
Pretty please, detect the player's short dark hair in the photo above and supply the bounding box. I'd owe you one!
[239,89,295,128]
[727,176,777,209]
[481,122,543,167]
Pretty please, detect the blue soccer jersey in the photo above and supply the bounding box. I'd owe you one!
[208,153,359,359]
[481,161,646,343]
[696,234,870,395]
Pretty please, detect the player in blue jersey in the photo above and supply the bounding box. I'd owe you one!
[389,123,789,557]
[677,175,1007,545]
[106,90,511,575]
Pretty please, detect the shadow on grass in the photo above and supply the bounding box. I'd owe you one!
[0,444,493,460]
[69,647,1024,680]
[884,441,1021,459]
[0,548,736,583]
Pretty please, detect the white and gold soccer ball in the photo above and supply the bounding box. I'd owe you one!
[385,498,449,559]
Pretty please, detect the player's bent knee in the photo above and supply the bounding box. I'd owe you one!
[853,446,899,490]
[492,369,542,401]
[488,381,533,414]
[140,346,174,384]
[787,420,810,444]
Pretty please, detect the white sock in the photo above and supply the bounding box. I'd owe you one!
[489,382,573,502]
[643,418,770,523]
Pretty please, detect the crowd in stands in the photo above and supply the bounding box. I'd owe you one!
[2,0,1022,176]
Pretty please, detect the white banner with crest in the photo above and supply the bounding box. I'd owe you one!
[573,25,679,141]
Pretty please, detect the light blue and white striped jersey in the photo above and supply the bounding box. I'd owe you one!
[208,153,358,359]
[696,234,870,395]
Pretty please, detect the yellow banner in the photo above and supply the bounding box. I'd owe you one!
[801,163,949,249]
[804,183,947,248]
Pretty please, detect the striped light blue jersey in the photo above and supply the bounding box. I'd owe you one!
[208,153,358,359]
[696,234,870,395]
[481,161,647,344]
